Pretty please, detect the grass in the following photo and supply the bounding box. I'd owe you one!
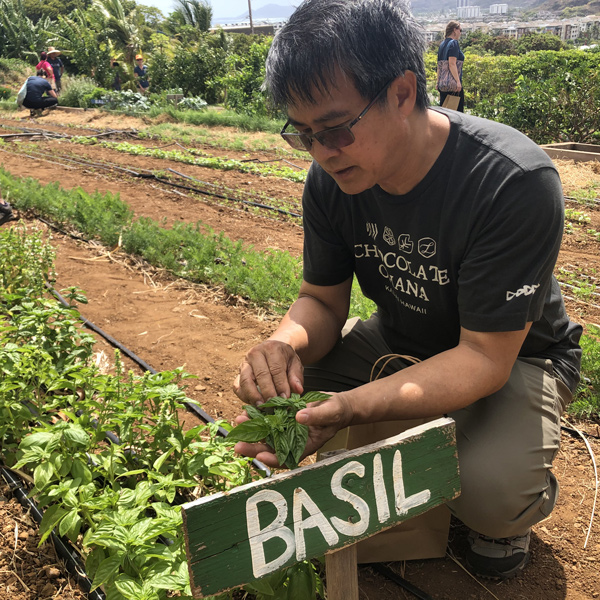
[573,326,600,420]
[145,105,285,134]
[0,99,17,112]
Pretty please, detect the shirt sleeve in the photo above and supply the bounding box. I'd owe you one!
[302,165,354,286]
[446,40,460,59]
[458,167,564,332]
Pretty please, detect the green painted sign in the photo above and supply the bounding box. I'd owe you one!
[182,417,460,598]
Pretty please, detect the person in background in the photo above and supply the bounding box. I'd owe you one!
[35,51,55,85]
[0,187,15,226]
[111,60,122,91]
[47,47,64,93]
[22,70,58,116]
[133,54,150,94]
[232,0,582,582]
[437,21,465,112]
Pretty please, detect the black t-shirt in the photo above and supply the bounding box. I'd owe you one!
[25,76,52,102]
[302,108,582,392]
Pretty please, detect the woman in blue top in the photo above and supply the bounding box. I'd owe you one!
[438,21,465,112]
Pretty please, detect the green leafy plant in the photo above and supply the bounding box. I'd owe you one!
[227,392,331,469]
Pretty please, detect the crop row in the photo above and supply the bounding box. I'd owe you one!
[0,223,328,600]
[70,138,308,184]
[0,224,253,599]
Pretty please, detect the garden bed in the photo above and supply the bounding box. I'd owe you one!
[542,142,600,163]
[0,109,598,600]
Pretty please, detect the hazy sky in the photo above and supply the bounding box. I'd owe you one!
[142,0,295,20]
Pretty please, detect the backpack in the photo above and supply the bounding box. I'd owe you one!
[16,80,28,107]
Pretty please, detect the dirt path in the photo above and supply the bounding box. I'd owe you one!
[0,110,599,600]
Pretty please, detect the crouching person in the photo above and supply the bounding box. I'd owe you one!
[232,0,583,582]
[21,70,58,116]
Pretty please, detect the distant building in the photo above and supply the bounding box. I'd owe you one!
[489,4,508,14]
[210,20,285,35]
[458,6,481,18]
[457,0,469,7]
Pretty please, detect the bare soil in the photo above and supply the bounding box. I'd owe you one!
[0,109,599,600]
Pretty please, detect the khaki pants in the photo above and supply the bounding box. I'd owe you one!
[306,316,571,560]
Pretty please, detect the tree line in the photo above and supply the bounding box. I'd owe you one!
[2,0,600,144]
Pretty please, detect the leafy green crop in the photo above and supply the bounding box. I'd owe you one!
[227,392,331,469]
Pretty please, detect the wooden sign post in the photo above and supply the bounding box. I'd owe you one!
[181,417,460,598]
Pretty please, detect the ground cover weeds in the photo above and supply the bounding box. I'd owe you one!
[141,123,292,156]
[0,224,325,599]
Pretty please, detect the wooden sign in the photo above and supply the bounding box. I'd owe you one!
[182,417,460,598]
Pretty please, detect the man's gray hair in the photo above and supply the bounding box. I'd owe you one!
[265,0,429,110]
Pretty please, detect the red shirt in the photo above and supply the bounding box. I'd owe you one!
[35,60,54,80]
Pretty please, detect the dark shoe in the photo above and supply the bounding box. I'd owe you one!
[0,202,15,226]
[30,108,44,118]
[465,529,531,580]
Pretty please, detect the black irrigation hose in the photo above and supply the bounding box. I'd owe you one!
[45,283,271,476]
[371,563,435,600]
[166,168,303,218]
[155,174,303,218]
[0,466,107,600]
[562,424,600,440]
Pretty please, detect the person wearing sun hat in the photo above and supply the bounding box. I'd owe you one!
[133,54,150,94]
[47,47,64,93]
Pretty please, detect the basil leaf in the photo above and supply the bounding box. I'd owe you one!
[227,419,270,443]
[289,420,309,469]
[261,396,296,409]
[272,429,291,467]
[301,391,332,404]
[243,404,263,420]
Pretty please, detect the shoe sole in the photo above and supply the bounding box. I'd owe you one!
[466,552,531,581]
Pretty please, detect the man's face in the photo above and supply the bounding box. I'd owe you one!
[286,77,406,195]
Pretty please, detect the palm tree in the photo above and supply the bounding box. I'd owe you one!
[172,0,212,32]
[91,0,144,64]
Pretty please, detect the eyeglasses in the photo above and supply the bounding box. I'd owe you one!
[280,78,395,152]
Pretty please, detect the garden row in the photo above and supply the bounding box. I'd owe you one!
[0,220,332,599]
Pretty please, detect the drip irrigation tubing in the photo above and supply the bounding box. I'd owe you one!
[370,563,434,600]
[0,466,107,600]
[45,283,270,476]
[158,171,302,218]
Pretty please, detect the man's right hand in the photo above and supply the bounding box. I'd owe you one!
[233,340,304,405]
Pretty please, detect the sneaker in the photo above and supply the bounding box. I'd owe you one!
[0,202,15,226]
[30,108,44,118]
[465,529,531,580]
